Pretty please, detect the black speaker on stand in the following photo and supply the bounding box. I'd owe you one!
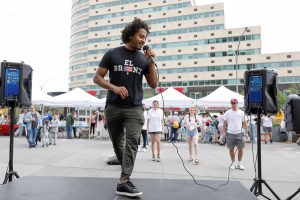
[244,68,280,200]
[0,60,33,184]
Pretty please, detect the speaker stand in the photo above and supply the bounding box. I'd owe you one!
[3,104,20,184]
[249,108,280,200]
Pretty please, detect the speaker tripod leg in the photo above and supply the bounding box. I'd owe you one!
[261,180,281,200]
[3,171,19,184]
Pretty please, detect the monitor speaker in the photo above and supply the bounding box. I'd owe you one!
[0,61,33,107]
[244,68,278,114]
[285,94,300,132]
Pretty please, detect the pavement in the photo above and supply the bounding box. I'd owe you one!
[0,136,299,200]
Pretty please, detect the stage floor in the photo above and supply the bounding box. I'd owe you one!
[0,176,257,200]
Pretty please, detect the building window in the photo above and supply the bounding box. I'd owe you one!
[211,74,215,77]
[228,31,232,34]
[266,56,271,60]
[229,73,233,76]
[288,70,292,73]
[287,55,291,58]
[194,75,198,78]
[178,76,181,79]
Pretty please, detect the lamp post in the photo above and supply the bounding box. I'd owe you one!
[228,27,249,93]
[228,48,238,93]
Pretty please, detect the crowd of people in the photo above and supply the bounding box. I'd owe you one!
[13,106,106,148]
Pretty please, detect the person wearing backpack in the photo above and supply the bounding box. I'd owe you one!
[169,112,180,143]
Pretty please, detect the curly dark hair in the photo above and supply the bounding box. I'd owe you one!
[121,18,150,44]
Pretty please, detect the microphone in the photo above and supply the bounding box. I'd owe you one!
[143,45,155,63]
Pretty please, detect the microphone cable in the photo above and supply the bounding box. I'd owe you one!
[152,53,242,191]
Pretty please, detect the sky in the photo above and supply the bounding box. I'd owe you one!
[0,0,299,93]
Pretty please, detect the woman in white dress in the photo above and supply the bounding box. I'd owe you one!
[147,100,164,162]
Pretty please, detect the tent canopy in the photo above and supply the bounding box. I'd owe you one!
[49,88,104,107]
[197,86,244,109]
[143,87,196,108]
[32,89,55,105]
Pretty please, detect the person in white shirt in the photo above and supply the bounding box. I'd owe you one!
[262,114,274,144]
[223,98,248,170]
[49,114,59,145]
[138,104,148,152]
[217,111,225,145]
[147,100,164,162]
[183,106,202,164]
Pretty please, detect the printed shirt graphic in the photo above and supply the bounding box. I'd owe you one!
[99,46,150,108]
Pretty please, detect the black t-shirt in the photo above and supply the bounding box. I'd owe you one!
[99,46,150,108]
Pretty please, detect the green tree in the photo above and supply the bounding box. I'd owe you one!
[277,90,286,111]
[289,83,300,94]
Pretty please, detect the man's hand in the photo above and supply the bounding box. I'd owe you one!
[113,86,129,99]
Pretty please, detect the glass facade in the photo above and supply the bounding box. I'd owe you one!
[70,0,300,93]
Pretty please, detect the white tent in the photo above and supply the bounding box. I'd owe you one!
[50,88,105,108]
[197,86,244,109]
[32,89,55,105]
[143,87,196,108]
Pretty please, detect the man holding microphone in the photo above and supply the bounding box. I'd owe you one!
[93,18,157,197]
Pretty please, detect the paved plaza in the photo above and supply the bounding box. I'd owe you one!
[0,136,299,199]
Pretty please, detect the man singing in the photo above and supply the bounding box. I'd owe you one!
[93,18,157,197]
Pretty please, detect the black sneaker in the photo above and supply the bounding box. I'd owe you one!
[116,181,142,197]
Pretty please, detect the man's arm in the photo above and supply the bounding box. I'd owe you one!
[144,48,158,88]
[223,120,227,137]
[93,67,128,99]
